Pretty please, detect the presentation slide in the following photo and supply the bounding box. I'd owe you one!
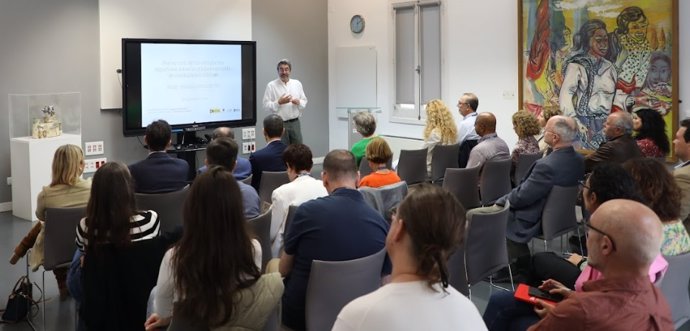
[141,43,243,126]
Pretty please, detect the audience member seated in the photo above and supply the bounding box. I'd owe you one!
[423,99,458,176]
[279,150,389,331]
[527,200,672,330]
[674,119,690,230]
[333,184,486,331]
[496,116,583,273]
[129,119,189,193]
[250,114,288,190]
[584,111,641,173]
[9,144,91,299]
[68,162,161,304]
[145,166,282,330]
[623,158,690,255]
[535,106,560,154]
[467,112,510,169]
[359,137,401,188]
[206,137,260,218]
[632,108,670,158]
[351,111,377,167]
[270,144,328,257]
[456,92,481,167]
[197,127,252,180]
[510,110,541,180]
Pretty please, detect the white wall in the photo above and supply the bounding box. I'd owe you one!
[328,0,690,152]
[99,0,252,109]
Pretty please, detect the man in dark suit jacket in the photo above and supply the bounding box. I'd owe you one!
[129,120,189,193]
[250,114,288,190]
[496,116,584,266]
[584,111,641,173]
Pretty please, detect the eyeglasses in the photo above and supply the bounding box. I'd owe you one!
[578,179,590,190]
[584,219,616,251]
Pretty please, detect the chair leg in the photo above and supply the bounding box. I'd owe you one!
[543,239,547,252]
[468,285,472,300]
[576,227,584,255]
[507,264,515,291]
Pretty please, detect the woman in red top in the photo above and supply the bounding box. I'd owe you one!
[632,108,669,158]
[359,137,401,188]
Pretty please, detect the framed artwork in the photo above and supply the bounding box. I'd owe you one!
[518,0,678,157]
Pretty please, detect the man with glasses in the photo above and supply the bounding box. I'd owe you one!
[496,115,584,275]
[456,92,480,167]
[584,111,641,173]
[529,199,673,330]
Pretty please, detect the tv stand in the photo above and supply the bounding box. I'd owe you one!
[168,131,207,180]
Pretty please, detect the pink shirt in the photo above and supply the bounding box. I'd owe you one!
[574,254,668,291]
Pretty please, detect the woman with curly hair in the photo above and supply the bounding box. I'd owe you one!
[422,99,458,175]
[511,111,541,172]
[632,108,669,158]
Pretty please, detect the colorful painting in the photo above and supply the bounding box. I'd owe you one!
[518,0,678,155]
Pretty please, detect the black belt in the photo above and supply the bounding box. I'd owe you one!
[284,118,299,123]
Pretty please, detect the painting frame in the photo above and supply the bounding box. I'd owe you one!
[517,0,679,159]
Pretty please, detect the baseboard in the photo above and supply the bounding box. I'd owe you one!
[0,201,12,212]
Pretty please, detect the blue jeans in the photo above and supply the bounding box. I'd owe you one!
[67,249,83,303]
[482,291,540,331]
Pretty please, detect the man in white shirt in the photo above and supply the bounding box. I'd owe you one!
[457,92,481,167]
[262,59,308,145]
[270,144,327,257]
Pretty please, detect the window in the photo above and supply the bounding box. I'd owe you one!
[392,1,442,124]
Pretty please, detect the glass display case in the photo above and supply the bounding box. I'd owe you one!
[8,92,81,139]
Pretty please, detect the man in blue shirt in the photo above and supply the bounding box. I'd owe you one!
[279,150,389,331]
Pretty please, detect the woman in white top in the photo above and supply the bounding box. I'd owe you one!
[423,99,458,175]
[145,166,283,330]
[332,184,486,331]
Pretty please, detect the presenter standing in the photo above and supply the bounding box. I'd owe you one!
[263,59,308,145]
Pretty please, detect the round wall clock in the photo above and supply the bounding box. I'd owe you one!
[350,15,365,34]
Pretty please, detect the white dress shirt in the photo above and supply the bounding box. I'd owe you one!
[262,78,307,121]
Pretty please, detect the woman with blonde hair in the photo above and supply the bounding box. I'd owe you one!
[423,99,458,175]
[9,144,91,298]
[359,137,401,188]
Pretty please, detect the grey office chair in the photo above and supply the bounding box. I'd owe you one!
[658,253,690,329]
[248,206,273,272]
[135,185,189,233]
[537,185,581,253]
[305,248,386,331]
[448,246,469,297]
[397,148,429,185]
[430,143,460,184]
[442,167,481,210]
[358,181,408,222]
[514,153,541,185]
[258,171,290,203]
[479,158,512,205]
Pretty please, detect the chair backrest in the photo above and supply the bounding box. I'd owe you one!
[284,205,299,237]
[259,171,290,203]
[442,167,481,210]
[658,253,690,328]
[305,248,386,331]
[43,207,86,270]
[514,153,542,184]
[448,245,469,296]
[540,185,579,241]
[248,206,273,272]
[135,185,189,233]
[241,174,253,186]
[464,204,511,285]
[431,143,460,183]
[358,181,408,221]
[397,148,428,185]
[479,158,512,205]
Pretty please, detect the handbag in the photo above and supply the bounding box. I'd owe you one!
[0,276,35,323]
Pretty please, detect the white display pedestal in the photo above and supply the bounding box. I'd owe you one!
[10,134,82,221]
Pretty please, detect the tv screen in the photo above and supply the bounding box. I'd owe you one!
[121,38,257,136]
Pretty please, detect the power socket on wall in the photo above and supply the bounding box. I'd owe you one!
[241,128,256,140]
[84,141,105,156]
[84,157,107,173]
[241,141,256,154]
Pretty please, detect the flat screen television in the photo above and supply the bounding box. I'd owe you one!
[121,38,257,136]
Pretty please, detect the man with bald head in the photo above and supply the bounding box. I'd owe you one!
[466,112,510,169]
[584,111,641,173]
[529,199,672,330]
[497,116,584,271]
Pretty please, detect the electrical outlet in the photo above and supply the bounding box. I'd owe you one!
[84,157,107,173]
[6,177,11,186]
[242,128,256,140]
[84,141,105,156]
[242,142,252,154]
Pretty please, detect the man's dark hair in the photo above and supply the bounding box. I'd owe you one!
[323,149,357,181]
[212,127,235,140]
[681,119,690,143]
[588,162,642,204]
[276,59,292,71]
[263,114,284,138]
[206,137,238,170]
[283,144,313,173]
[146,120,172,151]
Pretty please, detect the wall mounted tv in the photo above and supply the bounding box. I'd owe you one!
[121,38,257,136]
